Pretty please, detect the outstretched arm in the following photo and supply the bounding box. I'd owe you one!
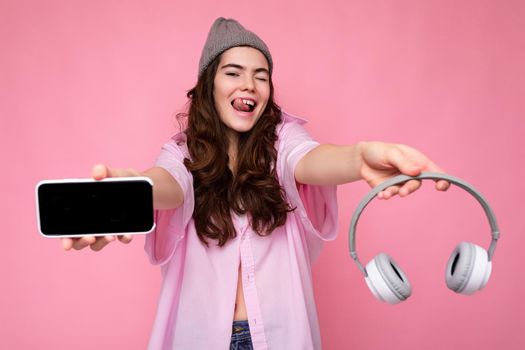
[295,142,450,199]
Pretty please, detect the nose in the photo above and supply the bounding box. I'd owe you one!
[241,75,255,92]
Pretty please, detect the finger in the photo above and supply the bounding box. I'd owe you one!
[420,159,446,174]
[379,185,400,200]
[436,179,450,191]
[61,238,73,251]
[386,148,422,177]
[72,236,97,250]
[118,235,133,244]
[385,186,400,199]
[92,164,109,180]
[391,148,451,192]
[92,164,141,180]
[398,179,422,197]
[419,161,450,192]
[90,235,116,252]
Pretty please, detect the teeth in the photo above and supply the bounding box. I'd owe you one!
[243,99,255,107]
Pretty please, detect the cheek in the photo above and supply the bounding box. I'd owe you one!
[214,83,235,104]
[213,87,227,108]
[256,84,270,103]
[261,93,270,109]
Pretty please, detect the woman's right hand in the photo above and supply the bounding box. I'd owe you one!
[60,164,141,252]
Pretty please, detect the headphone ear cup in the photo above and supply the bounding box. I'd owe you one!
[365,253,412,304]
[445,242,492,295]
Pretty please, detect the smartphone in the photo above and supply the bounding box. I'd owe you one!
[36,177,155,237]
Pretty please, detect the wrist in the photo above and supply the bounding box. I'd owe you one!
[355,141,369,181]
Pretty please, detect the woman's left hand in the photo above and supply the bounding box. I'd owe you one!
[358,142,450,199]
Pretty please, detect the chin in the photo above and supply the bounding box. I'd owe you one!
[228,123,256,134]
[223,112,262,134]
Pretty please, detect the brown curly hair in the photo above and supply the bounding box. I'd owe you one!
[180,53,294,247]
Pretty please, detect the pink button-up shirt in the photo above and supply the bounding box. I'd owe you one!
[145,111,338,349]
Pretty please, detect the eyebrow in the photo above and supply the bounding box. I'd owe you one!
[220,63,270,75]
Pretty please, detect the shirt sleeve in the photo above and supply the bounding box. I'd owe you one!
[277,114,339,241]
[144,136,194,266]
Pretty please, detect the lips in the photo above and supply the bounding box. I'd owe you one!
[231,97,257,112]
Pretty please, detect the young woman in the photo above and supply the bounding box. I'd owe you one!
[62,18,449,350]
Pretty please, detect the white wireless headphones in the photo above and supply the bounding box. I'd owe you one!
[349,172,500,304]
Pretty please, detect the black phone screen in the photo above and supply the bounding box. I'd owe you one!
[37,179,154,236]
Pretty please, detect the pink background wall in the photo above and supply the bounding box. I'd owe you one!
[2,0,524,349]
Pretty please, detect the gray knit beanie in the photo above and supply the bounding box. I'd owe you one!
[198,17,273,78]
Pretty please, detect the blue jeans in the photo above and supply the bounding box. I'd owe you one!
[230,320,253,350]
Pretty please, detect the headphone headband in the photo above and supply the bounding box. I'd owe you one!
[348,172,500,277]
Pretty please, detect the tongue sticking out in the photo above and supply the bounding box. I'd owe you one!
[232,98,253,112]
